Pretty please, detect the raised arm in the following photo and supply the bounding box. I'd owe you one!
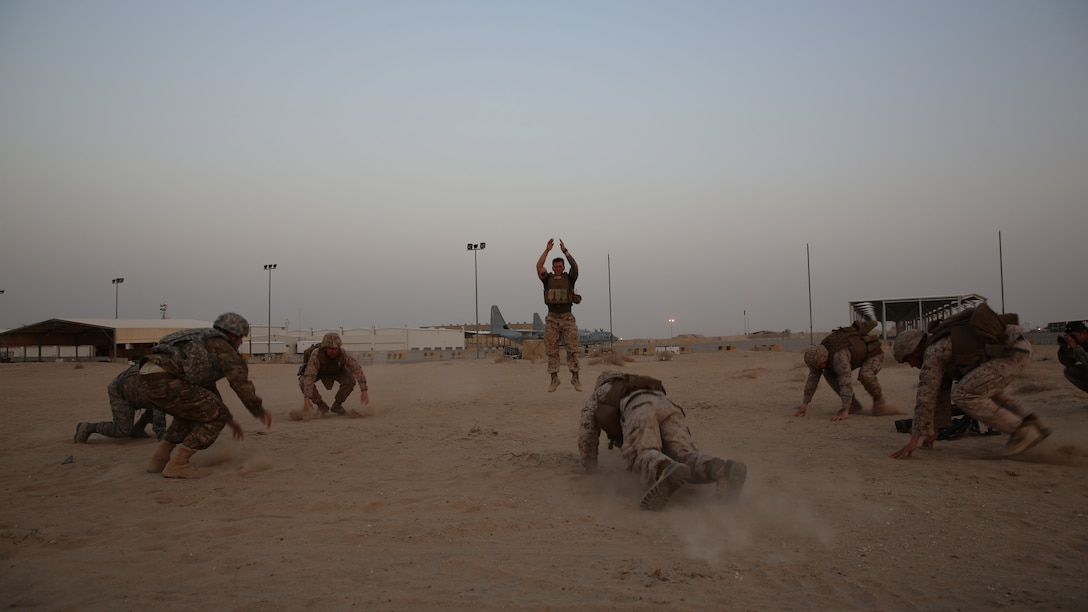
[537,238,554,278]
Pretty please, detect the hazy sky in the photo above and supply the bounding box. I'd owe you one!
[1,1,1085,339]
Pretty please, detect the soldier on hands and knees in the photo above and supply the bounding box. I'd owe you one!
[579,370,747,510]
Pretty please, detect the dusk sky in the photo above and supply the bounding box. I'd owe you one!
[1,1,1085,339]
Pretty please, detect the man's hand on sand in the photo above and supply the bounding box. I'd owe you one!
[794,403,807,417]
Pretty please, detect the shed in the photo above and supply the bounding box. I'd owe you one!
[0,318,212,362]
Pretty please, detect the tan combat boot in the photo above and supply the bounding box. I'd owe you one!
[872,396,899,416]
[73,422,95,444]
[146,440,176,473]
[162,445,210,479]
[571,372,583,392]
[547,373,560,393]
[640,462,691,511]
[709,459,747,503]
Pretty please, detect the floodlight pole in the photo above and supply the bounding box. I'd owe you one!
[112,278,124,319]
[264,264,277,359]
[466,243,486,359]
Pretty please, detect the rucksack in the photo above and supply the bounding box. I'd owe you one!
[296,345,318,377]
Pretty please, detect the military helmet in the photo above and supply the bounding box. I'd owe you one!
[213,312,250,338]
[321,332,343,349]
[595,369,625,390]
[803,345,828,368]
[893,329,926,363]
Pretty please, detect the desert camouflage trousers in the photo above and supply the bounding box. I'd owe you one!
[544,312,580,374]
[952,350,1032,435]
[138,375,229,450]
[95,367,166,438]
[823,353,883,412]
[620,392,722,486]
[298,369,356,407]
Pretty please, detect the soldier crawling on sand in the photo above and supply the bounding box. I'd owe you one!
[578,370,747,510]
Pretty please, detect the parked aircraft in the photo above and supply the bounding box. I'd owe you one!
[579,328,618,345]
[491,305,617,346]
[489,305,545,342]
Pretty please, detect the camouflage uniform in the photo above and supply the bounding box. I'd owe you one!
[541,254,580,376]
[909,326,1033,438]
[579,376,744,506]
[75,364,167,441]
[801,348,884,413]
[298,347,368,412]
[138,328,266,450]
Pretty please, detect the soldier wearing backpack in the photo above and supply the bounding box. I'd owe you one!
[578,370,747,510]
[298,332,369,416]
[794,320,896,421]
[890,304,1049,459]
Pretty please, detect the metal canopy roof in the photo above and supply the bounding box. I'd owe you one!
[848,294,987,336]
[0,318,212,347]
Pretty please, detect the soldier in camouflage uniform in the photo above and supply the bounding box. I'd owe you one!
[73,363,167,443]
[794,320,895,421]
[579,370,747,511]
[139,313,271,479]
[298,332,369,416]
[890,309,1049,459]
[537,238,581,392]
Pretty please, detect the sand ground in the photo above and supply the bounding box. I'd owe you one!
[2,348,1087,610]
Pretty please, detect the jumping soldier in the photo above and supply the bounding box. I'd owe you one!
[537,238,582,392]
[795,320,896,421]
[578,370,747,510]
[139,312,271,478]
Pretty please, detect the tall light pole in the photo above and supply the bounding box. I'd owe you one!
[112,278,124,318]
[466,242,486,359]
[264,264,276,358]
[668,318,675,339]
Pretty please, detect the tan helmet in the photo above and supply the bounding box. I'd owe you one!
[893,329,926,363]
[803,345,828,368]
[321,332,343,349]
[595,369,625,390]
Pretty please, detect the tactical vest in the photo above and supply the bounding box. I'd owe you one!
[543,273,575,306]
[821,324,882,369]
[594,374,668,448]
[150,328,233,388]
[925,303,1020,376]
[297,345,349,377]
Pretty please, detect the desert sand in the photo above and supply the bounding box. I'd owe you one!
[2,348,1087,610]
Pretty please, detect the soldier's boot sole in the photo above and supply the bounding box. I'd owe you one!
[715,460,747,503]
[640,462,691,511]
[73,422,94,444]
